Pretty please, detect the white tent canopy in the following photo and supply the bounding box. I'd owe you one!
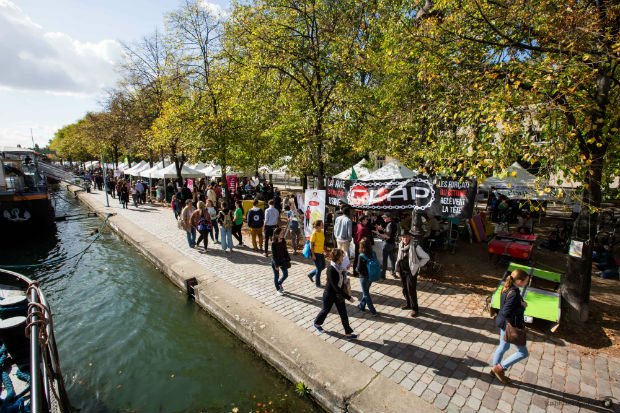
[126,162,151,176]
[152,163,204,179]
[360,161,415,181]
[191,162,207,171]
[123,161,147,175]
[479,162,536,191]
[203,165,221,177]
[333,159,371,180]
[139,161,165,178]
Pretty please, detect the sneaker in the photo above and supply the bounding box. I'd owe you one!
[279,285,285,294]
[357,303,365,312]
[307,274,314,282]
[345,333,358,340]
[277,289,284,296]
[370,312,378,317]
[229,249,233,253]
[314,324,324,334]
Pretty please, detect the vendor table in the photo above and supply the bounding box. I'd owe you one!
[490,262,561,325]
[487,238,534,261]
[495,232,537,243]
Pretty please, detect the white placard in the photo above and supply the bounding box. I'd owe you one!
[303,190,326,238]
[569,240,583,258]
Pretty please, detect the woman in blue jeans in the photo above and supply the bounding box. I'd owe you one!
[271,227,290,294]
[356,238,377,316]
[491,269,530,384]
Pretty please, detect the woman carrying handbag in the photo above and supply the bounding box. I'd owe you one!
[491,269,530,384]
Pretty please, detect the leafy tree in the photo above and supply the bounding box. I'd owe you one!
[229,0,374,188]
[374,0,620,321]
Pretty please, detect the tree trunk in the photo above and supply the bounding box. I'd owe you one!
[561,149,604,323]
[113,146,119,169]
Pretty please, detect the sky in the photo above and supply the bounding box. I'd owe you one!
[0,0,228,148]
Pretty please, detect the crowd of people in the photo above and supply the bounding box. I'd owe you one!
[77,168,530,380]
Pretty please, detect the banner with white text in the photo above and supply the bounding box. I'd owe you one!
[326,176,477,218]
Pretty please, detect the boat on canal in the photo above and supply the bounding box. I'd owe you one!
[0,147,54,233]
[0,268,71,412]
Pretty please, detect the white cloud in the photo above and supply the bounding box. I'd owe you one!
[0,125,59,148]
[0,0,122,94]
[198,0,229,18]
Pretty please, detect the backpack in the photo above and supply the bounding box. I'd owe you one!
[197,216,211,232]
[222,211,233,229]
[361,252,381,282]
[248,208,264,228]
[289,212,299,230]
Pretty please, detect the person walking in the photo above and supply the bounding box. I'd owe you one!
[334,207,353,257]
[307,220,326,287]
[181,199,196,248]
[232,200,244,246]
[271,227,291,295]
[395,229,430,317]
[206,183,217,206]
[313,249,358,340]
[131,185,140,208]
[192,201,212,251]
[217,201,234,253]
[491,269,530,384]
[353,215,373,276]
[284,204,302,254]
[246,199,265,252]
[171,194,181,219]
[135,180,145,205]
[378,214,399,279]
[356,238,378,316]
[115,180,123,204]
[206,199,219,244]
[263,199,279,257]
[120,183,129,209]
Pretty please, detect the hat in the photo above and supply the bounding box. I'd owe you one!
[382,213,391,219]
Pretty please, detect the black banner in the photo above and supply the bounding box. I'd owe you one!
[326,176,477,219]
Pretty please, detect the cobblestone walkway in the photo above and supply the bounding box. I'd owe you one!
[88,192,620,413]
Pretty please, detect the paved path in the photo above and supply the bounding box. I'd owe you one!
[86,191,620,413]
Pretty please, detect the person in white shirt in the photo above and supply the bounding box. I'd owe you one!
[333,207,353,257]
[263,199,280,257]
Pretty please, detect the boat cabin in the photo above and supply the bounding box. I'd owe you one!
[0,147,46,194]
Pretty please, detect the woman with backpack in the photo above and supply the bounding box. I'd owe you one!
[206,199,219,244]
[217,201,234,253]
[491,269,529,384]
[313,249,357,340]
[271,227,291,295]
[356,237,379,316]
[191,201,212,251]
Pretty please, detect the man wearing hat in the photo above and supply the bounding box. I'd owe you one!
[377,213,399,279]
[396,227,430,317]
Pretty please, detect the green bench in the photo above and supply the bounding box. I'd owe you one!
[490,262,562,327]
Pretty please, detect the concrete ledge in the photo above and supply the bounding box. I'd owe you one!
[67,186,438,413]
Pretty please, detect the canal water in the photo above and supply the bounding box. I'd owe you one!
[0,190,319,413]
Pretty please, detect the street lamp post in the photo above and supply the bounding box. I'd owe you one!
[101,154,110,207]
